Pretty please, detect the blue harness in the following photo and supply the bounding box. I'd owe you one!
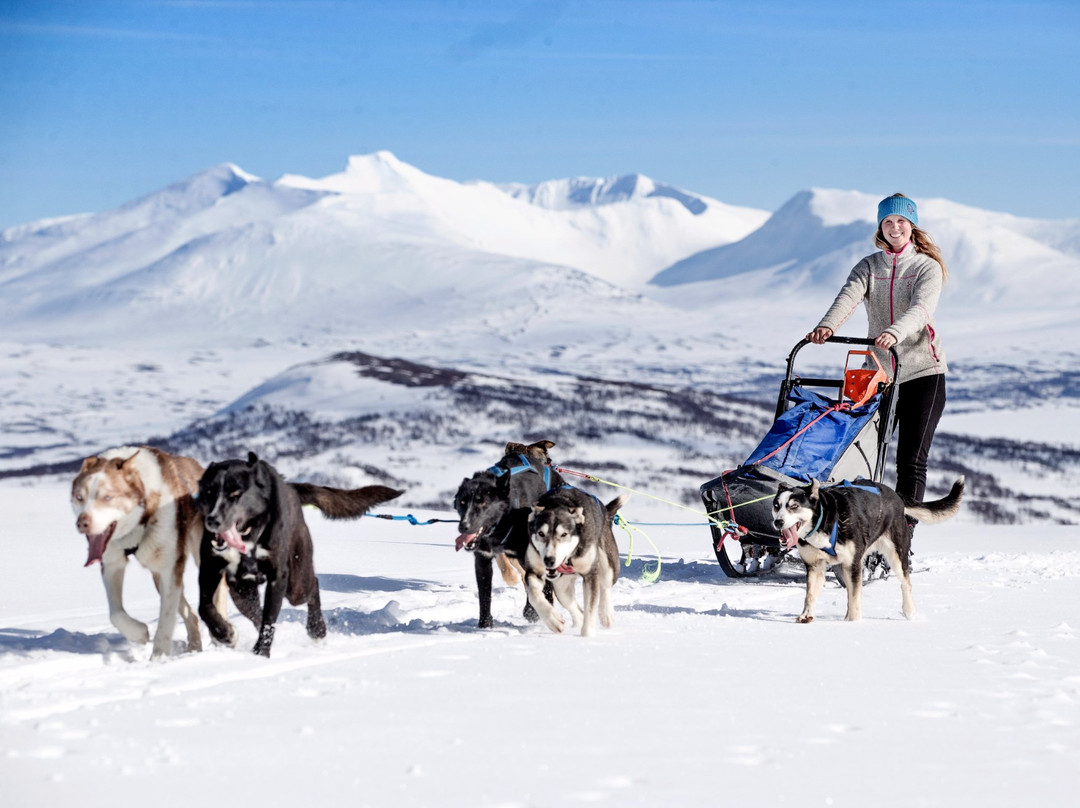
[810,480,882,557]
[487,453,554,490]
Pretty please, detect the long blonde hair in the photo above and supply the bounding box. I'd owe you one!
[874,192,948,282]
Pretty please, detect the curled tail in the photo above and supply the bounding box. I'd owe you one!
[292,483,403,520]
[605,494,629,520]
[904,476,965,525]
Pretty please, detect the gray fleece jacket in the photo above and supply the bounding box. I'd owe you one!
[816,242,948,384]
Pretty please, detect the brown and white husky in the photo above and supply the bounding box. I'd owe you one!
[70,446,224,658]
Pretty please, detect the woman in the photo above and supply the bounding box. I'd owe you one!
[806,193,948,538]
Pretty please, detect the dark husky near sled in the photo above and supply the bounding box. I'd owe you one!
[453,440,563,628]
[196,452,402,656]
[525,487,626,637]
[772,476,965,623]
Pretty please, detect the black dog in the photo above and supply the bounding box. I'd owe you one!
[773,476,964,623]
[197,452,402,656]
[453,440,562,628]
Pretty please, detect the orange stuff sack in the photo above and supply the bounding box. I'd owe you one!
[843,351,889,408]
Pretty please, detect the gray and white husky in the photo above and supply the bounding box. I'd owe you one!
[525,487,626,637]
[772,477,964,623]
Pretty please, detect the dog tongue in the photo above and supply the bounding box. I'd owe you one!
[455,533,477,552]
[83,525,115,567]
[781,526,800,550]
[217,525,248,554]
[556,563,575,574]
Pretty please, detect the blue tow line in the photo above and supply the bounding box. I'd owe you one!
[364,513,457,526]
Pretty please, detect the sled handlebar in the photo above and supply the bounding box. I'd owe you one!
[785,336,900,376]
[778,337,901,420]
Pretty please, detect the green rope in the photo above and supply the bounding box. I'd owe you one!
[614,514,662,583]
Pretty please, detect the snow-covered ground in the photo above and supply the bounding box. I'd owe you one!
[2,154,1079,805]
[2,482,1078,807]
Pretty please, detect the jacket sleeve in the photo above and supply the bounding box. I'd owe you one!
[816,259,869,332]
[882,258,944,344]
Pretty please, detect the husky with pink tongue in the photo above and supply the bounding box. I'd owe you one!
[196,452,401,657]
[772,477,964,623]
[70,446,228,658]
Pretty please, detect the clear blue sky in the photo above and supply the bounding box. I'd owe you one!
[2,0,1078,230]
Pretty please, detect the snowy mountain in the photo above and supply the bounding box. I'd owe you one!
[3,153,1079,348]
[1,152,1079,526]
[651,189,874,287]
[651,188,1080,314]
[0,152,768,346]
[496,173,709,215]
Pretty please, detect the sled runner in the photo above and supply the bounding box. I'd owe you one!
[700,337,900,578]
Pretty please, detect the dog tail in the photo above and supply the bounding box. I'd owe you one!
[904,476,965,525]
[605,494,629,520]
[293,483,404,520]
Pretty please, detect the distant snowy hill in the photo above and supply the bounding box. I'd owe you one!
[651,188,1080,315]
[156,350,773,509]
[651,190,875,287]
[139,349,1076,525]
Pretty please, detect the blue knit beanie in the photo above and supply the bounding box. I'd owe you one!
[877,195,918,226]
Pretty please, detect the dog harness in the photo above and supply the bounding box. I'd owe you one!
[482,454,561,550]
[487,453,554,489]
[808,480,882,558]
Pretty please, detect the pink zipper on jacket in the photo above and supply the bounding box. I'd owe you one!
[886,242,911,326]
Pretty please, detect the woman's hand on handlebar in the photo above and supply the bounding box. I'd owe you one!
[806,327,833,344]
[874,332,898,350]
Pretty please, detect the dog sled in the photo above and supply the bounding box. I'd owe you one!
[700,336,900,578]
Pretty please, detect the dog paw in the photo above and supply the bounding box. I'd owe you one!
[547,616,566,634]
[477,615,494,629]
[796,614,815,624]
[252,624,274,656]
[209,624,237,647]
[150,641,173,660]
[114,617,150,645]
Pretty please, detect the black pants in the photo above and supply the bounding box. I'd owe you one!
[893,373,947,505]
